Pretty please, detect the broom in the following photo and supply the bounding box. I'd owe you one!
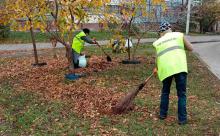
[112,72,154,114]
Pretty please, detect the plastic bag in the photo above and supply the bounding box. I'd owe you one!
[125,38,133,48]
[78,55,87,68]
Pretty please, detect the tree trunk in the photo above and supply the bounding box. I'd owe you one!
[127,38,131,60]
[199,21,203,33]
[127,17,133,60]
[51,38,57,59]
[29,19,39,64]
[132,38,141,60]
[208,21,216,32]
[46,31,74,72]
[65,43,74,71]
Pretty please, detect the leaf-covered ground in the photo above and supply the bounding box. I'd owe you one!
[0,45,220,135]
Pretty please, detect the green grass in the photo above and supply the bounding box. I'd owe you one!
[0,31,50,44]
[0,45,220,135]
[0,31,158,44]
[0,82,93,135]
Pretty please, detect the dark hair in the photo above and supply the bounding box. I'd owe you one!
[82,28,90,35]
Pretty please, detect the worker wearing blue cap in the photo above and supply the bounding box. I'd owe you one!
[153,22,193,125]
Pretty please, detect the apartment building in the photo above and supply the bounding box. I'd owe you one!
[82,0,187,30]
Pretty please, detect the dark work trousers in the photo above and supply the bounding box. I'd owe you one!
[72,49,80,68]
[160,72,187,122]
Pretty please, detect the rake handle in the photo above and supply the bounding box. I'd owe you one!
[95,42,109,56]
[143,72,154,85]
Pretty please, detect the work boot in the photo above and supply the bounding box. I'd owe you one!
[158,115,167,120]
[74,63,80,69]
[178,120,187,125]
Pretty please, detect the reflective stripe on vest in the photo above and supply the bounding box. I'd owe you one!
[157,46,184,57]
[153,32,187,81]
[72,31,86,54]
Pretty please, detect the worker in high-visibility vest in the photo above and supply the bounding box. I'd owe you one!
[72,28,97,68]
[153,22,193,125]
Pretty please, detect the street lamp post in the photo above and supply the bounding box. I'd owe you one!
[186,0,192,35]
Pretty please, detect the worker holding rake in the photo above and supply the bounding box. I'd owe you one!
[153,22,193,125]
[72,28,98,68]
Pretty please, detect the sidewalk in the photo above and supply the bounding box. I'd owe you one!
[0,35,219,51]
[0,39,156,51]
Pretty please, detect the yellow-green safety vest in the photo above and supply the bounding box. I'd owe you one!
[153,32,187,81]
[72,31,86,54]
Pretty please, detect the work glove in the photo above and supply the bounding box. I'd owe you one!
[153,67,157,75]
[93,38,97,44]
[93,41,98,44]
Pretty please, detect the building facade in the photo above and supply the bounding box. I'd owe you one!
[83,0,186,30]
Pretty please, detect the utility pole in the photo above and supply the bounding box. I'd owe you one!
[186,0,192,35]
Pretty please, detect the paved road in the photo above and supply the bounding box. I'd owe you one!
[193,42,220,79]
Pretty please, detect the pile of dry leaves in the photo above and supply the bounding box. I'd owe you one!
[0,55,125,118]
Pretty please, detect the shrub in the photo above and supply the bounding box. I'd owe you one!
[0,25,10,38]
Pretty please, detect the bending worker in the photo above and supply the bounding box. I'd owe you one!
[153,22,193,125]
[72,28,97,68]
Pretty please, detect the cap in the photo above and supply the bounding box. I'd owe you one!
[159,22,171,33]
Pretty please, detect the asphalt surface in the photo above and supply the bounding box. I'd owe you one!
[0,39,156,51]
[192,41,220,79]
[1,35,220,51]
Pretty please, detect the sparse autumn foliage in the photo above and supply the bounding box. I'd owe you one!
[192,0,220,33]
[1,0,167,67]
[42,0,112,71]
[1,0,112,70]
[2,0,48,65]
[97,0,166,60]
